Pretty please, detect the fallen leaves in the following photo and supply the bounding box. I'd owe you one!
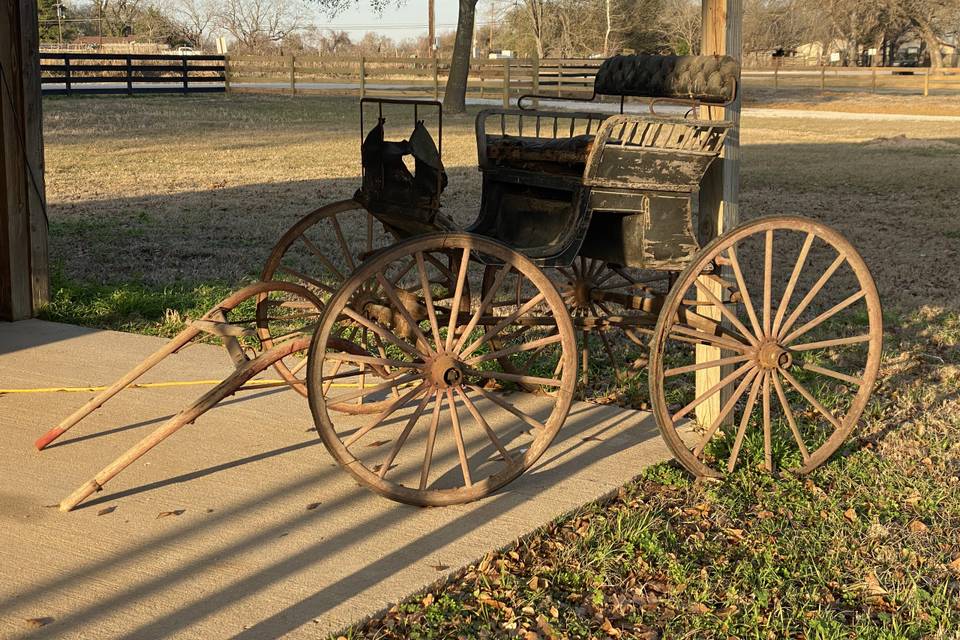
[843,508,859,523]
[96,505,116,516]
[908,519,929,534]
[24,617,54,629]
[156,509,185,519]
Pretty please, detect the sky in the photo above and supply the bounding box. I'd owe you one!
[316,0,468,42]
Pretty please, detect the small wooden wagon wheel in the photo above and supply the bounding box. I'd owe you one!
[260,199,398,405]
[554,257,669,387]
[307,233,577,506]
[648,216,882,477]
[483,257,667,394]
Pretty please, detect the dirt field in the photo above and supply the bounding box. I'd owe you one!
[43,93,960,313]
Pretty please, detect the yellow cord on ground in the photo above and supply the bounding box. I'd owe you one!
[0,379,359,394]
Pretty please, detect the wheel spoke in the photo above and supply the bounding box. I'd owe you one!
[446,389,472,487]
[772,371,810,463]
[672,360,755,423]
[664,354,751,377]
[445,248,471,351]
[779,368,842,431]
[465,333,562,365]
[459,292,547,359]
[790,334,871,351]
[455,387,515,465]
[468,384,546,431]
[762,370,772,471]
[667,324,752,353]
[772,232,814,337]
[727,370,765,472]
[276,265,337,295]
[777,254,846,341]
[378,391,434,479]
[801,362,864,387]
[419,389,443,490]
[781,290,867,346]
[763,229,773,337]
[693,368,760,457]
[416,252,444,348]
[340,307,421,360]
[344,381,428,448]
[453,264,512,353]
[324,352,425,370]
[331,215,355,271]
[467,368,563,388]
[375,272,435,356]
[325,371,421,406]
[727,245,763,340]
[299,234,344,281]
[693,279,759,346]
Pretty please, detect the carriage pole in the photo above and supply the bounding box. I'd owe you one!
[695,0,742,429]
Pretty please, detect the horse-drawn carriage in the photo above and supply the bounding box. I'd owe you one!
[41,54,882,511]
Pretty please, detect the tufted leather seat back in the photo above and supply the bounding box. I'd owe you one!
[593,54,739,104]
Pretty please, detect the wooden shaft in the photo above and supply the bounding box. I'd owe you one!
[59,338,310,512]
[34,324,201,450]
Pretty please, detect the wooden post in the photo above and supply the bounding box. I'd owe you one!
[923,70,929,97]
[695,0,742,429]
[223,55,230,93]
[359,55,366,98]
[64,54,72,95]
[872,67,877,93]
[557,60,563,97]
[288,54,296,94]
[0,0,49,320]
[182,56,189,94]
[531,53,540,108]
[433,56,439,100]
[773,60,779,92]
[479,61,484,98]
[126,55,133,95]
[819,65,825,93]
[503,57,511,108]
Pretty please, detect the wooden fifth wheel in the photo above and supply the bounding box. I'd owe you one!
[307,233,577,506]
[648,216,883,477]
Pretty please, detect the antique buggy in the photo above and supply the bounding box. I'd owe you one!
[42,55,882,511]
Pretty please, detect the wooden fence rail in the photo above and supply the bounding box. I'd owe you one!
[225,55,960,102]
[39,52,960,100]
[40,52,227,95]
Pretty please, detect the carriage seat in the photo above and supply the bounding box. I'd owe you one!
[486,134,594,175]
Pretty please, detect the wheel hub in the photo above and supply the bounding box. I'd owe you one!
[426,353,463,389]
[757,340,792,370]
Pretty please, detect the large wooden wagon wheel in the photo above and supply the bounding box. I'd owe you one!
[649,216,882,477]
[308,233,577,506]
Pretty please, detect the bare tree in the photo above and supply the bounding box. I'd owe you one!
[521,0,548,58]
[659,0,701,54]
[215,0,307,51]
[166,0,217,47]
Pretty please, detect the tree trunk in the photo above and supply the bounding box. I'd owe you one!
[604,0,613,56]
[916,20,943,69]
[443,0,478,114]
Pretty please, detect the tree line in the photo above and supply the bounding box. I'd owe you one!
[42,0,958,69]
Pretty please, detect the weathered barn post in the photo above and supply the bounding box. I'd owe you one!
[695,0,742,427]
[1,0,49,321]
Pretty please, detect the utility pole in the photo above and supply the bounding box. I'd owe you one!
[428,0,436,57]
